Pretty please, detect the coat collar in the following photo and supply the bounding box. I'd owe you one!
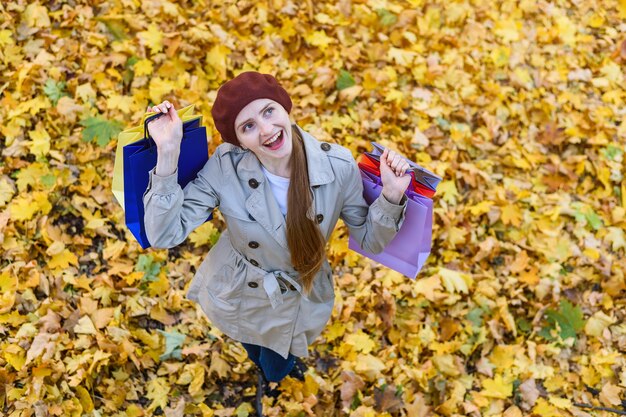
[298,125,335,186]
[234,125,335,250]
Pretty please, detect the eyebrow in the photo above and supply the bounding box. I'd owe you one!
[237,103,273,130]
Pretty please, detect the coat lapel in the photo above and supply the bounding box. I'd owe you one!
[237,151,289,250]
[298,126,335,187]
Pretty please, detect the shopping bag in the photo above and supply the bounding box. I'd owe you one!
[123,114,211,249]
[348,165,434,278]
[358,154,436,198]
[113,105,198,209]
[366,142,442,191]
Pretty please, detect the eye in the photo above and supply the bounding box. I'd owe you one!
[264,107,274,117]
[243,122,254,132]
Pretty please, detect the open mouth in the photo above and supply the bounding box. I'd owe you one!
[262,130,284,150]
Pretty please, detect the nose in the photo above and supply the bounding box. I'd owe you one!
[259,119,273,136]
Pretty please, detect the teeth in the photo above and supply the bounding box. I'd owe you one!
[263,131,281,146]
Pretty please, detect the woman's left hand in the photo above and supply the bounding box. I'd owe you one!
[380,148,412,204]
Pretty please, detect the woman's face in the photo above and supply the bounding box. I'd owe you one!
[234,98,293,168]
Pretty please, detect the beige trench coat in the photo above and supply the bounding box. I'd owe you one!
[143,126,406,358]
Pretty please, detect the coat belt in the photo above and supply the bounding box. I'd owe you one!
[230,241,307,309]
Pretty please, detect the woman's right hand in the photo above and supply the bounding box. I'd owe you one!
[146,100,183,153]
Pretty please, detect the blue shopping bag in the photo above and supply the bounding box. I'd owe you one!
[123,115,212,249]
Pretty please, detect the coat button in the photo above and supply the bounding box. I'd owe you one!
[248,178,259,188]
[250,259,259,267]
[316,214,324,223]
[248,241,259,249]
[248,282,258,288]
[320,143,331,151]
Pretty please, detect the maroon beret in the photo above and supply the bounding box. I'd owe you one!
[211,72,292,146]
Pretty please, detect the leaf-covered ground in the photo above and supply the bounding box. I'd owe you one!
[1,0,625,416]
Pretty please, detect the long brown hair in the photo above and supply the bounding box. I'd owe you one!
[286,126,325,293]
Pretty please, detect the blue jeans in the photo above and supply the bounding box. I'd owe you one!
[242,343,296,382]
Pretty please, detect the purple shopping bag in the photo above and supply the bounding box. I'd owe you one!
[348,170,433,278]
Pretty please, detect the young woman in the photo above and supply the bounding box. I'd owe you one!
[144,72,411,414]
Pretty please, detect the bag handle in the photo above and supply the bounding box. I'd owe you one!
[143,113,166,148]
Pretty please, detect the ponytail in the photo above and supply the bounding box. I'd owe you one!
[286,127,325,293]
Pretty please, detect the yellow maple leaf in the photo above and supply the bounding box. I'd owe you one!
[305,30,333,50]
[188,221,219,247]
[354,354,386,380]
[280,18,297,41]
[604,227,626,251]
[345,331,377,354]
[413,274,442,301]
[15,162,49,192]
[146,377,170,411]
[0,271,17,314]
[139,24,163,54]
[48,249,78,270]
[438,180,458,204]
[208,350,230,379]
[28,126,51,158]
[23,3,51,28]
[433,354,461,377]
[489,345,516,370]
[494,19,520,42]
[3,344,26,371]
[555,15,576,46]
[384,89,405,103]
[467,200,494,216]
[446,226,468,247]
[482,374,513,399]
[106,94,134,114]
[0,29,13,46]
[134,59,154,77]
[388,47,416,66]
[74,316,97,335]
[439,268,473,294]
[584,311,616,338]
[501,204,522,227]
[490,46,510,67]
[0,176,16,207]
[75,83,96,102]
[148,272,170,297]
[149,77,175,104]
[9,192,52,221]
[206,44,229,81]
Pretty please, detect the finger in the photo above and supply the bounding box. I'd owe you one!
[380,148,388,162]
[169,104,180,121]
[385,150,392,164]
[399,162,409,176]
[390,154,402,171]
[379,148,389,168]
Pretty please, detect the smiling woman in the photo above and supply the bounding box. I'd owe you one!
[142,71,412,416]
[233,99,294,177]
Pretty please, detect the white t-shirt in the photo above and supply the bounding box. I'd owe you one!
[261,166,290,216]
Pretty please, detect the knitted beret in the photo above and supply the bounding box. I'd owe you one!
[211,72,292,146]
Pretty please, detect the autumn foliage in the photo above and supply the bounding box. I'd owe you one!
[1,0,626,416]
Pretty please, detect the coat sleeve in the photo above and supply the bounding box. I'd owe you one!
[142,155,222,249]
[339,157,407,254]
